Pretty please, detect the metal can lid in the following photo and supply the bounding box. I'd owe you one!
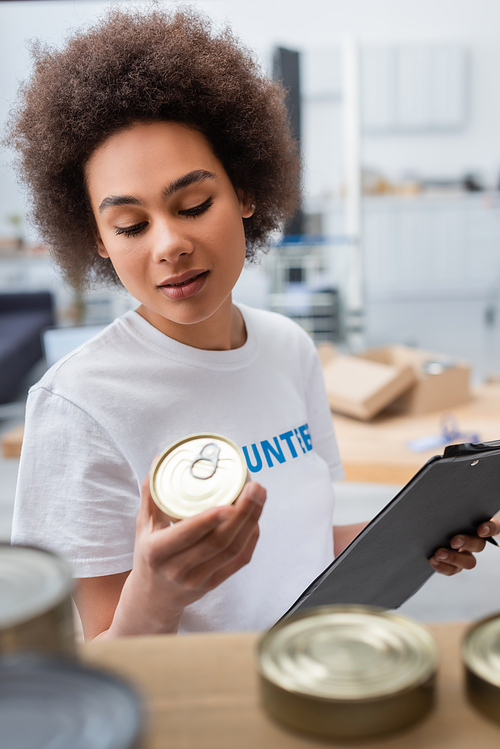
[463,613,500,687]
[0,653,143,749]
[0,545,73,629]
[258,605,438,700]
[151,433,247,520]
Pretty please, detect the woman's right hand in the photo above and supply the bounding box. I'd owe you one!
[104,469,266,637]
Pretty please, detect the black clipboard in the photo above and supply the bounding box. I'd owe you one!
[282,440,500,621]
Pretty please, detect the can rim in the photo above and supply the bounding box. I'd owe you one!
[0,652,144,747]
[462,611,500,686]
[0,543,74,629]
[257,604,439,702]
[150,433,247,519]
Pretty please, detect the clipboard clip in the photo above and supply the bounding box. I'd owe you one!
[443,439,500,458]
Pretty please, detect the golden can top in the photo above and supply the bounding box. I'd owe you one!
[463,613,500,687]
[0,545,73,630]
[151,433,248,520]
[258,605,438,701]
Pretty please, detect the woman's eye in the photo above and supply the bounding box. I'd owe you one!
[180,197,213,218]
[115,222,148,237]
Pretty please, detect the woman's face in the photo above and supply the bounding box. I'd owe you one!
[85,121,253,348]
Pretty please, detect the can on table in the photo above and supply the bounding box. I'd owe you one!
[0,652,143,749]
[463,612,500,725]
[257,605,438,740]
[151,433,249,521]
[0,544,75,657]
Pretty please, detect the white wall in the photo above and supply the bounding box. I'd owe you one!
[2,0,500,231]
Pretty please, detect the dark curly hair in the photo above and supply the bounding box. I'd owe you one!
[7,6,300,290]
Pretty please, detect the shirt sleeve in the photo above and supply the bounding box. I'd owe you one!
[12,386,140,578]
[302,338,345,483]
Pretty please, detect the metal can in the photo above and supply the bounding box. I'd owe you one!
[257,605,438,740]
[151,433,249,521]
[0,652,143,749]
[463,612,500,725]
[0,544,75,657]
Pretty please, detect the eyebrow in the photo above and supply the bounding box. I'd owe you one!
[98,169,216,213]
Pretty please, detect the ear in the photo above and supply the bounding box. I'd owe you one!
[239,197,255,219]
[95,233,109,259]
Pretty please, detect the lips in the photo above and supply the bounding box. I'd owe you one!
[158,270,209,300]
[161,270,207,288]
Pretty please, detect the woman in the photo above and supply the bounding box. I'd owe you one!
[8,6,495,640]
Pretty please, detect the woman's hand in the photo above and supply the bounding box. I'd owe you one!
[102,469,266,638]
[429,518,500,576]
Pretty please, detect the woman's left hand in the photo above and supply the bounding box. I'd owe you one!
[429,518,500,576]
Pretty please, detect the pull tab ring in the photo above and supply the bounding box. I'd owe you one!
[190,442,220,480]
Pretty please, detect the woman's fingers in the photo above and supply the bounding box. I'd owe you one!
[181,495,264,589]
[429,558,462,576]
[145,507,228,565]
[430,517,500,576]
[449,517,500,552]
[449,534,486,552]
[204,523,261,590]
[141,481,266,569]
[478,519,500,538]
[154,482,266,577]
[430,548,477,573]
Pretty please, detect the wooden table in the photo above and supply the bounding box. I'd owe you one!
[1,423,24,459]
[4,385,500,484]
[81,623,500,749]
[334,384,500,484]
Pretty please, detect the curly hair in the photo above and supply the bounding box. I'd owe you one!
[7,6,300,290]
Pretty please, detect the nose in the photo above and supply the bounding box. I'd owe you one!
[151,218,194,264]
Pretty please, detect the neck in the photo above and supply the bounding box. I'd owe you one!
[136,300,247,351]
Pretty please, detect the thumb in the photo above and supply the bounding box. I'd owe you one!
[138,455,173,531]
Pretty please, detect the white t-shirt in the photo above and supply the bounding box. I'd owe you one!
[12,304,344,632]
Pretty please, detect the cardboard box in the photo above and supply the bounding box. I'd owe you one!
[361,345,471,415]
[322,352,417,421]
[316,341,337,367]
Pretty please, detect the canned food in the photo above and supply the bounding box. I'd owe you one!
[0,652,143,749]
[0,544,75,657]
[151,433,248,521]
[257,605,438,740]
[463,612,500,724]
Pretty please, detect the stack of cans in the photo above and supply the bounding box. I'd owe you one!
[0,544,143,749]
[257,605,439,739]
[0,652,143,749]
[0,544,75,657]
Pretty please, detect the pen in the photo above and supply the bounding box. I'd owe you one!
[485,536,499,547]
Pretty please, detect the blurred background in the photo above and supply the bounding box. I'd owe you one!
[2,0,500,371]
[1,0,500,622]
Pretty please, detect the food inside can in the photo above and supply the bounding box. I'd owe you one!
[257,605,438,740]
[463,612,500,725]
[151,433,249,521]
[0,544,75,657]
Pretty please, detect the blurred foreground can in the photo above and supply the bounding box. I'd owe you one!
[463,612,500,724]
[151,433,248,521]
[0,652,143,749]
[0,544,74,657]
[257,605,438,740]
